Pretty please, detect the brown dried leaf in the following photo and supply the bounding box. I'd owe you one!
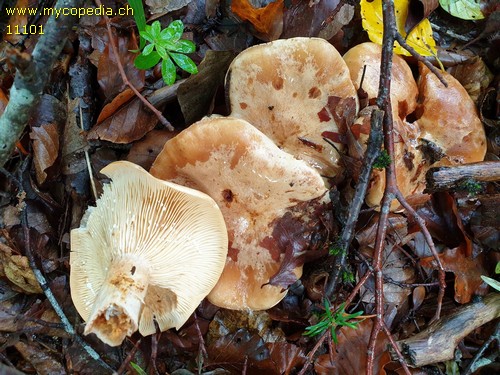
[61,98,88,176]
[146,0,193,14]
[4,0,28,44]
[0,243,42,294]
[14,341,65,375]
[30,123,59,185]
[96,88,135,124]
[126,129,178,170]
[231,0,284,41]
[406,0,439,33]
[448,56,494,104]
[97,31,144,100]
[88,96,160,143]
[314,320,390,374]
[177,50,236,124]
[420,245,488,304]
[282,0,354,40]
[0,88,8,115]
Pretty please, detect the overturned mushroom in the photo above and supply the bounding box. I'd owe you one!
[226,37,358,177]
[70,161,228,346]
[150,117,328,310]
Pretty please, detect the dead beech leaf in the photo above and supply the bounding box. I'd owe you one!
[146,0,192,14]
[88,96,160,143]
[61,98,88,176]
[406,0,439,33]
[14,341,65,375]
[0,88,8,115]
[97,31,144,100]
[30,123,59,185]
[231,0,284,41]
[126,129,178,170]
[0,243,42,294]
[282,0,354,40]
[96,88,135,124]
[420,245,488,303]
[314,320,390,375]
[177,50,236,124]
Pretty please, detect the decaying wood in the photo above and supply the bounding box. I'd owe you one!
[425,161,500,192]
[395,293,500,367]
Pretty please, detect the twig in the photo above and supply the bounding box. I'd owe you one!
[0,0,84,167]
[396,293,500,367]
[297,329,330,375]
[394,34,448,87]
[93,0,173,131]
[463,319,500,375]
[79,102,97,200]
[21,209,114,372]
[114,339,141,375]
[325,108,385,298]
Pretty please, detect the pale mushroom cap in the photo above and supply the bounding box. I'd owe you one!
[416,64,487,165]
[70,161,228,340]
[227,37,358,177]
[343,42,418,119]
[150,117,328,310]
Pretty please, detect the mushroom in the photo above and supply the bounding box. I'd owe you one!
[343,42,426,209]
[226,37,358,178]
[150,117,328,310]
[343,42,418,119]
[416,64,487,166]
[70,161,228,346]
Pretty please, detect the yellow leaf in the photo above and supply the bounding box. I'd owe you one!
[360,0,437,57]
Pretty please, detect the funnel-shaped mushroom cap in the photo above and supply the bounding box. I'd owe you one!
[70,161,228,346]
[226,37,358,177]
[150,117,328,310]
[343,42,418,119]
[416,64,487,165]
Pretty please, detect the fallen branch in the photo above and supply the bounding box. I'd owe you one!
[0,0,84,167]
[425,161,500,192]
[395,293,500,367]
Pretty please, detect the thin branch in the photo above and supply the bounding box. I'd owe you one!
[22,209,114,372]
[0,0,84,167]
[93,0,173,131]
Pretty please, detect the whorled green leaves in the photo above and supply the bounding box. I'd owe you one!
[134,20,198,85]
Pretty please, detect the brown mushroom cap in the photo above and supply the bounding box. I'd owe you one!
[416,64,487,165]
[343,42,418,119]
[226,37,358,177]
[70,161,228,346]
[150,117,328,310]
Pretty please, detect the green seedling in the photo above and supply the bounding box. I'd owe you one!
[373,149,391,169]
[304,300,364,344]
[134,20,198,85]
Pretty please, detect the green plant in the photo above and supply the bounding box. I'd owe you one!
[133,20,198,85]
[304,300,364,343]
[459,178,482,195]
[373,149,391,169]
[342,268,355,283]
[130,362,147,375]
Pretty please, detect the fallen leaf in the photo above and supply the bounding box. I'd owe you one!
[360,0,438,56]
[405,0,439,33]
[146,0,193,14]
[177,50,236,124]
[88,95,160,143]
[61,98,88,176]
[447,56,493,104]
[231,0,284,41]
[314,320,390,374]
[30,123,59,185]
[14,340,65,375]
[0,88,8,115]
[420,245,488,303]
[96,88,135,124]
[0,243,42,294]
[439,0,485,20]
[97,31,144,100]
[126,129,178,170]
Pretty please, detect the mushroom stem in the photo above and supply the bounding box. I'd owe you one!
[84,255,151,346]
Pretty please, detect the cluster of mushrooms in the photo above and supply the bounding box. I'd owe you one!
[70,38,487,346]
